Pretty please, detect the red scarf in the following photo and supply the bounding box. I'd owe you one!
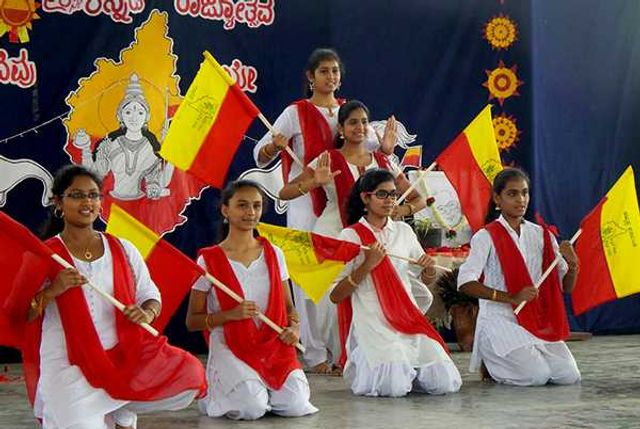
[199,237,301,389]
[337,222,448,367]
[328,149,391,227]
[282,99,344,217]
[485,221,569,342]
[21,234,206,406]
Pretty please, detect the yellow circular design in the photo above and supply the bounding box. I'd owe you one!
[484,14,518,50]
[483,60,523,105]
[492,114,520,151]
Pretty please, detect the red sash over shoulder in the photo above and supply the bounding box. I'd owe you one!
[485,221,569,342]
[199,237,300,389]
[337,222,448,367]
[21,234,206,406]
[282,99,344,217]
[328,149,391,228]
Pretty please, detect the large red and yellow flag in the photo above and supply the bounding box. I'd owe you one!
[572,166,640,315]
[436,105,503,232]
[106,204,204,331]
[256,223,361,303]
[0,212,54,349]
[160,51,260,188]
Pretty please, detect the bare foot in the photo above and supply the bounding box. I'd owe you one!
[480,362,494,382]
[307,361,335,375]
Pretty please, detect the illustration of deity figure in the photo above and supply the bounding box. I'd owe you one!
[72,73,174,200]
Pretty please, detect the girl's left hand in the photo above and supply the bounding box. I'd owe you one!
[279,322,300,346]
[122,305,153,325]
[559,241,579,271]
[380,115,397,152]
[416,254,437,283]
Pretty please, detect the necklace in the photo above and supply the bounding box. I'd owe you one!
[327,106,335,117]
[64,232,98,261]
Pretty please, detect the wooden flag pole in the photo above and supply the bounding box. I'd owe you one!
[202,271,306,353]
[50,254,160,337]
[396,162,437,205]
[513,228,583,315]
[358,245,452,272]
[257,113,305,169]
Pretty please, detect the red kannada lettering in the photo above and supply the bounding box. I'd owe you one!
[173,0,275,30]
[222,59,258,93]
[0,48,37,89]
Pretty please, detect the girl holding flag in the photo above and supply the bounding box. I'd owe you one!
[329,168,461,397]
[186,180,318,420]
[19,165,206,429]
[457,167,581,386]
[254,48,396,375]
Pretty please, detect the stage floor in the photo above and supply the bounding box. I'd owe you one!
[1,335,638,429]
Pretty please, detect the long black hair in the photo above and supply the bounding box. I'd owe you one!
[40,165,103,239]
[345,168,395,226]
[484,167,531,224]
[335,99,370,148]
[303,48,344,97]
[218,179,267,242]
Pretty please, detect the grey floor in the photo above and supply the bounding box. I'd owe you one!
[1,335,639,429]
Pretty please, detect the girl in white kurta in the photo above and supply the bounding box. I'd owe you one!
[329,168,461,397]
[254,48,396,373]
[279,101,427,371]
[23,165,205,429]
[186,180,317,420]
[457,167,581,386]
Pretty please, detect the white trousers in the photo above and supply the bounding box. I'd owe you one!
[198,369,318,420]
[481,341,581,386]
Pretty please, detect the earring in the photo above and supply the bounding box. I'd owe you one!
[54,208,64,218]
[223,217,229,224]
[308,81,315,91]
[339,132,344,139]
[495,206,501,211]
[335,82,341,91]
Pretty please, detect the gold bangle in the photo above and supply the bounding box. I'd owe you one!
[406,203,415,216]
[30,293,45,317]
[287,312,300,324]
[204,313,214,330]
[346,274,359,288]
[262,144,275,158]
[146,306,159,323]
[297,181,308,195]
[491,289,498,301]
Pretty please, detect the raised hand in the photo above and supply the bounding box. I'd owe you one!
[312,151,341,186]
[380,115,398,153]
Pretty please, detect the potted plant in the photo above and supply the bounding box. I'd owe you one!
[411,217,443,249]
[435,268,479,352]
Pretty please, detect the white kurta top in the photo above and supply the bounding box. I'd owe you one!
[253,103,380,231]
[457,216,569,371]
[192,245,289,394]
[309,154,402,239]
[333,218,448,370]
[37,234,161,427]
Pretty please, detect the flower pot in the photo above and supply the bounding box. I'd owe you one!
[449,302,478,352]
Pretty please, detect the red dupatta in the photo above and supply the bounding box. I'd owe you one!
[337,222,448,367]
[485,221,569,342]
[199,237,300,389]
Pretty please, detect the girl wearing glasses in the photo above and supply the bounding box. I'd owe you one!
[254,49,396,376]
[279,100,426,374]
[328,168,461,397]
[18,165,205,429]
[186,180,317,420]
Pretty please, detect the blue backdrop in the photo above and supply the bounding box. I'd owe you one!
[0,1,638,358]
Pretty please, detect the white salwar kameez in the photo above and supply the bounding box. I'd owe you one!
[37,235,197,429]
[192,245,318,420]
[333,218,462,397]
[457,216,581,386]
[254,103,380,368]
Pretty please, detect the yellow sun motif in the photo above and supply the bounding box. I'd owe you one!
[482,60,523,106]
[492,113,521,151]
[484,14,518,50]
[0,0,40,43]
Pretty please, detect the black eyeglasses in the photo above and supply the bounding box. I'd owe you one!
[64,191,103,201]
[366,190,400,200]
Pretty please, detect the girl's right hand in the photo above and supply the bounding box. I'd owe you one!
[363,242,386,271]
[312,151,340,186]
[510,286,538,305]
[50,268,87,297]
[272,133,288,151]
[227,300,260,321]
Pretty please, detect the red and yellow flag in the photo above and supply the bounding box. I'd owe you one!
[572,166,640,315]
[436,105,503,232]
[160,51,260,188]
[106,204,204,331]
[256,223,361,303]
[401,145,423,168]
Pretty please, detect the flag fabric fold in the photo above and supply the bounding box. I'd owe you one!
[436,105,502,232]
[256,223,361,303]
[159,50,260,188]
[572,166,640,315]
[106,204,203,331]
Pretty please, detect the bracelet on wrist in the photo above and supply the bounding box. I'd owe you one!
[491,288,498,301]
[346,274,359,288]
